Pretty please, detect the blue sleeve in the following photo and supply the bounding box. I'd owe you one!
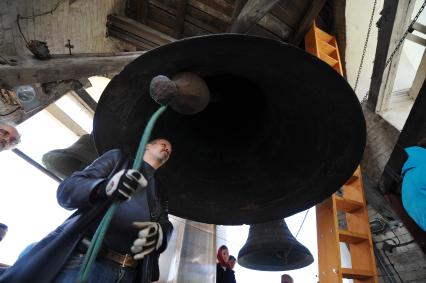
[402,147,424,176]
[57,149,124,210]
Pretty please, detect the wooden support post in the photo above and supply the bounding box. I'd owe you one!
[408,49,426,99]
[368,0,415,112]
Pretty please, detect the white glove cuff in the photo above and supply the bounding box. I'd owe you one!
[156,224,163,251]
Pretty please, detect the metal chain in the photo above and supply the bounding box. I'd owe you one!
[359,0,426,104]
[354,0,378,93]
[384,0,426,69]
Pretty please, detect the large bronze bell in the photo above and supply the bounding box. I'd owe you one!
[238,219,314,271]
[94,34,366,225]
[42,134,98,179]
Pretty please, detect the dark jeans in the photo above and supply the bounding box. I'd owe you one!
[54,253,136,283]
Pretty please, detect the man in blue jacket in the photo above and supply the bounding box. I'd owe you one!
[401,138,426,232]
[0,138,174,283]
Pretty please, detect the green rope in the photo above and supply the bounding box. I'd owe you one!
[77,105,167,283]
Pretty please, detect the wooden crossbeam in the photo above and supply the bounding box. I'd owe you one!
[290,0,327,44]
[0,52,144,88]
[176,0,188,38]
[230,0,281,34]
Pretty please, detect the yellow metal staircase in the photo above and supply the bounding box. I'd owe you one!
[305,23,378,283]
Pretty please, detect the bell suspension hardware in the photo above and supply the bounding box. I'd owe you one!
[305,24,378,283]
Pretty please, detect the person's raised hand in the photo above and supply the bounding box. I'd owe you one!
[104,169,147,201]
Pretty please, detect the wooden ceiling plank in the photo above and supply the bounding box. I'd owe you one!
[150,1,220,34]
[230,0,281,34]
[136,0,149,24]
[187,4,228,31]
[188,0,232,23]
[108,15,175,46]
[289,0,327,45]
[175,0,188,38]
[257,12,292,40]
[193,0,234,16]
[270,1,305,29]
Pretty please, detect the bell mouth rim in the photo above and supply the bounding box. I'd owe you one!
[238,249,314,271]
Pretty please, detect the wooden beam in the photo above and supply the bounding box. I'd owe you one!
[368,0,415,112]
[408,49,426,100]
[412,21,426,34]
[45,103,88,136]
[0,52,144,88]
[69,89,97,115]
[136,0,149,24]
[107,15,175,49]
[230,0,281,34]
[290,0,327,45]
[227,0,247,32]
[175,0,188,38]
[406,32,426,46]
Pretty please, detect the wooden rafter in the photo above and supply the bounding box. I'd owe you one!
[176,0,188,38]
[136,0,149,24]
[290,0,327,44]
[227,0,247,32]
[230,0,281,34]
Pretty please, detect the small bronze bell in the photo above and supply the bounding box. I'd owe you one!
[42,134,98,179]
[238,219,314,271]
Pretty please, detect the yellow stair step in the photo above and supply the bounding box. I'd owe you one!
[338,229,369,244]
[345,174,359,185]
[342,268,374,279]
[319,51,338,67]
[334,196,363,213]
[318,39,336,55]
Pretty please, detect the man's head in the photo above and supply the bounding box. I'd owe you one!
[0,123,20,152]
[281,274,294,283]
[0,223,8,242]
[143,138,172,169]
[228,255,236,270]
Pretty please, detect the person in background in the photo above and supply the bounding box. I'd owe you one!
[0,223,7,243]
[216,245,229,283]
[0,122,20,152]
[401,137,426,231]
[0,223,9,273]
[281,274,294,283]
[226,255,237,283]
